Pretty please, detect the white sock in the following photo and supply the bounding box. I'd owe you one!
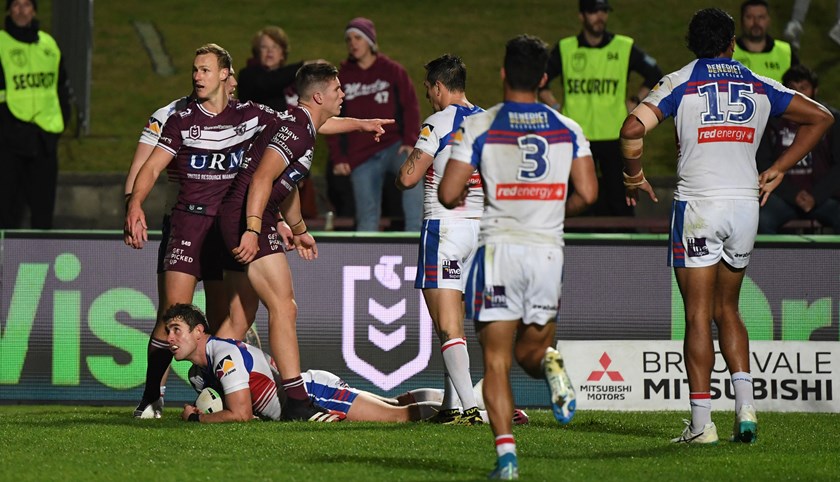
[689,392,712,433]
[495,434,516,458]
[442,338,478,409]
[731,371,754,414]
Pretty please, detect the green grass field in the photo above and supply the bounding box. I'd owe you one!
[35,0,840,177]
[1,406,837,481]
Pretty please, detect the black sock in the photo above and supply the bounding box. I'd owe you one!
[142,337,172,402]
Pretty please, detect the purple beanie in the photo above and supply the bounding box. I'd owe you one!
[345,17,377,48]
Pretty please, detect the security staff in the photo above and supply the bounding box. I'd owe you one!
[733,0,798,83]
[540,0,661,219]
[0,0,70,229]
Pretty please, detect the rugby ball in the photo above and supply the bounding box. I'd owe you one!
[195,387,223,414]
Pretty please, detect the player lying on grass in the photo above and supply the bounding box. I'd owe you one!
[166,302,529,423]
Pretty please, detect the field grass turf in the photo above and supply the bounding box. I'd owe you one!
[1,406,837,481]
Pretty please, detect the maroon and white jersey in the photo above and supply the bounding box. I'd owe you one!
[156,99,286,216]
[223,105,316,219]
[204,337,283,421]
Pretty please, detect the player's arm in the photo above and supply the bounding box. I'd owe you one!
[318,116,395,139]
[279,188,317,261]
[566,155,598,217]
[759,93,834,205]
[396,148,433,190]
[438,158,474,209]
[619,101,663,206]
[233,148,288,265]
[124,142,155,204]
[182,387,254,423]
[124,147,174,248]
[538,45,563,109]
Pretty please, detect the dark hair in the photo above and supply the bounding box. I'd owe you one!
[504,34,549,92]
[424,54,467,92]
[740,0,769,18]
[195,43,233,70]
[163,303,209,331]
[686,8,735,59]
[296,62,339,100]
[782,64,818,90]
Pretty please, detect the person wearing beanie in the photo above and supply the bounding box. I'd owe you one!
[538,0,662,221]
[0,0,71,229]
[326,17,422,232]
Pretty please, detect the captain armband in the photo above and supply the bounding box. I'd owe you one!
[629,102,660,134]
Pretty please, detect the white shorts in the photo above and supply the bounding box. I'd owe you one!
[465,243,564,326]
[669,199,758,269]
[414,218,480,291]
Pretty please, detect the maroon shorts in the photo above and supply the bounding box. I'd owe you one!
[218,205,285,272]
[159,209,224,280]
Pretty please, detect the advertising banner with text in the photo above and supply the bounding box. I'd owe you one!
[1,234,838,410]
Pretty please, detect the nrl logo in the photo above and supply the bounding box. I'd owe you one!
[342,255,432,391]
[189,125,200,139]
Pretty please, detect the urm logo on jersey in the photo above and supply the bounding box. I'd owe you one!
[188,148,245,172]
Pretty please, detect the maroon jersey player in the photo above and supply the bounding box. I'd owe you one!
[124,44,390,419]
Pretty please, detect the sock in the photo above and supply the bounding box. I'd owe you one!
[689,392,712,433]
[142,338,172,402]
[281,375,309,401]
[442,338,478,409]
[440,373,461,410]
[159,385,166,398]
[495,434,516,458]
[731,371,754,414]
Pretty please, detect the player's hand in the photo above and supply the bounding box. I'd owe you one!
[276,220,294,250]
[758,167,785,206]
[333,162,352,176]
[124,203,148,249]
[795,190,815,213]
[293,232,318,261]
[232,230,260,264]
[363,118,395,142]
[181,404,201,421]
[625,180,658,206]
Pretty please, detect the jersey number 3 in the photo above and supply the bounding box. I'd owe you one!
[516,135,549,181]
[698,82,756,124]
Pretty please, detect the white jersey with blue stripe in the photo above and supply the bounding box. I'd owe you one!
[450,101,591,246]
[643,58,795,201]
[415,103,484,219]
[204,337,283,421]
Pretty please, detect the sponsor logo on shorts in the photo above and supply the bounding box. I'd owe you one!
[496,183,566,200]
[733,251,751,259]
[484,285,507,309]
[697,126,755,144]
[442,260,460,280]
[268,232,281,252]
[686,237,710,257]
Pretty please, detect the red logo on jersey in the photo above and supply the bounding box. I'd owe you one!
[496,183,566,200]
[697,126,755,144]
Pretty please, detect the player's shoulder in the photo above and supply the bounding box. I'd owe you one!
[462,103,503,130]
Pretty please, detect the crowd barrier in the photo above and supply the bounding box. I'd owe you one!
[1,230,838,412]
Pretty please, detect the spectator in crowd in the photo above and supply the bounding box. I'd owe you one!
[0,0,71,229]
[757,65,840,234]
[538,0,661,220]
[237,25,322,219]
[326,17,423,231]
[733,0,798,82]
[782,0,840,52]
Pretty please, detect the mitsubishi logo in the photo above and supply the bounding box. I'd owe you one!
[587,352,624,382]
